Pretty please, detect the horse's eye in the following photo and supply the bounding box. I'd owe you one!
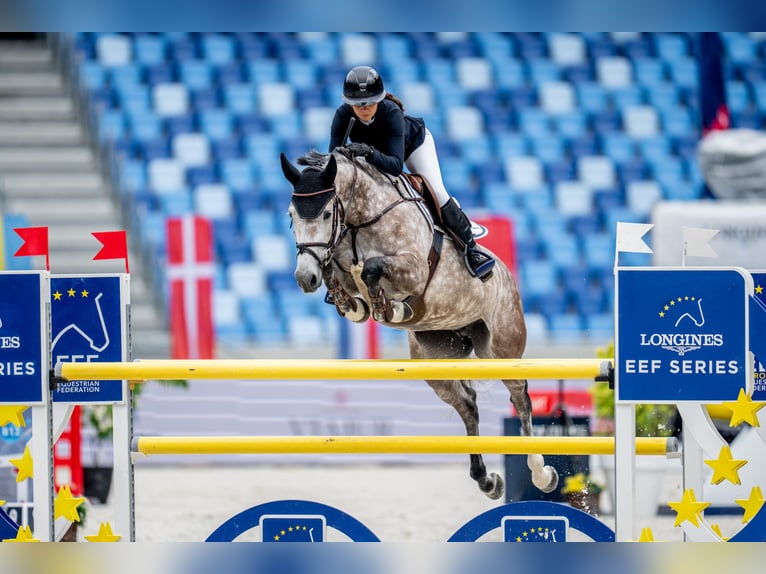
[323,211,332,221]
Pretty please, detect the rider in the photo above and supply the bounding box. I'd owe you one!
[328,65,495,281]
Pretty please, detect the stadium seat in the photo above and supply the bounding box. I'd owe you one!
[625,181,663,216]
[134,34,167,65]
[199,109,234,141]
[596,57,633,88]
[172,133,211,167]
[446,107,484,140]
[96,34,132,67]
[258,83,295,117]
[548,33,586,66]
[178,60,212,90]
[339,33,377,66]
[623,106,659,138]
[193,184,233,219]
[578,156,616,189]
[252,234,291,271]
[227,262,267,299]
[455,57,493,90]
[303,107,335,144]
[506,156,544,190]
[554,181,593,216]
[201,33,236,64]
[222,84,255,115]
[153,83,190,117]
[539,81,576,114]
[148,158,185,193]
[653,34,690,62]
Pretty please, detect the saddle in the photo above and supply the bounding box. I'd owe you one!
[400,173,469,252]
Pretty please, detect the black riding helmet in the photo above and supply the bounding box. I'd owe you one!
[342,65,386,106]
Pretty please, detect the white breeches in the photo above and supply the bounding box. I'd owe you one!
[404,129,451,207]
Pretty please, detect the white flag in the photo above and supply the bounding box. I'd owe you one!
[683,227,719,258]
[616,221,654,254]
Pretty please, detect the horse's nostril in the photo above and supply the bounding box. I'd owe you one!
[311,276,319,288]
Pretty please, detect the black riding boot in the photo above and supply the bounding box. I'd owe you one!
[440,198,495,281]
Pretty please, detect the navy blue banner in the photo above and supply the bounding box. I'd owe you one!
[618,268,749,402]
[51,275,125,403]
[0,273,45,404]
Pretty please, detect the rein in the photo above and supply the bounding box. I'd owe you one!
[343,160,424,265]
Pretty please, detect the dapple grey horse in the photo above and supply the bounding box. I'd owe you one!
[280,149,558,500]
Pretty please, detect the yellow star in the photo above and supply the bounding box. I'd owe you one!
[638,527,655,542]
[84,522,121,542]
[704,445,747,485]
[722,388,765,427]
[669,300,675,306]
[67,288,76,297]
[80,289,89,297]
[2,525,39,542]
[735,486,765,524]
[53,290,62,300]
[709,523,729,541]
[54,485,85,521]
[756,285,764,294]
[659,311,665,317]
[0,405,28,427]
[668,488,710,527]
[9,445,33,482]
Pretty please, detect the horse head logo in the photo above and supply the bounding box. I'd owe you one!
[659,295,705,356]
[51,292,110,353]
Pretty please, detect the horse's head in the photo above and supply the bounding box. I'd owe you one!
[280,152,340,293]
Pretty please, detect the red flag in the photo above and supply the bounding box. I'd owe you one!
[93,230,130,273]
[167,215,215,359]
[13,226,49,271]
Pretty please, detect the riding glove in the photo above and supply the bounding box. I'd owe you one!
[346,142,373,158]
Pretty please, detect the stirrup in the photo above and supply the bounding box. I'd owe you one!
[464,250,495,282]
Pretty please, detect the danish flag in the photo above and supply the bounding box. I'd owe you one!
[167,215,215,359]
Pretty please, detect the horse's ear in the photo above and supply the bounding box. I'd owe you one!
[321,154,337,187]
[280,152,301,186]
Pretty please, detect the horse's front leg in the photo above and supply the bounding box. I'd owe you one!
[321,264,369,323]
[357,254,424,323]
[507,379,559,493]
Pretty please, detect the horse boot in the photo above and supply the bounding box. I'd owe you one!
[440,198,495,282]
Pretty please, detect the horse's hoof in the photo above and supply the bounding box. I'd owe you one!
[481,473,504,500]
[345,298,370,323]
[537,465,559,494]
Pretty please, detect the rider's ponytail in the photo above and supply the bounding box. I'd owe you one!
[385,92,405,111]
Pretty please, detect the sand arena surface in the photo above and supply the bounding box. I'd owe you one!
[81,462,746,542]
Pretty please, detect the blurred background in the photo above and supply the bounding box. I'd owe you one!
[6,32,758,359]
[1,31,762,481]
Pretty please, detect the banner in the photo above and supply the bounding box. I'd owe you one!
[167,215,215,359]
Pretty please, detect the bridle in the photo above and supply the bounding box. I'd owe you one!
[291,157,425,268]
[291,185,345,268]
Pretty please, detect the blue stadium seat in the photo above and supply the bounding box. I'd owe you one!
[653,34,690,62]
[177,60,213,90]
[576,82,608,113]
[223,84,256,115]
[198,109,234,140]
[201,33,236,64]
[134,34,167,65]
[216,63,244,85]
[633,59,666,86]
[601,133,636,162]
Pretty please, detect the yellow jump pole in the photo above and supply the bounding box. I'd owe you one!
[56,358,612,382]
[132,435,679,457]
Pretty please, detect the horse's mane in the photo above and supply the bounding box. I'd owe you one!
[296,149,392,184]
